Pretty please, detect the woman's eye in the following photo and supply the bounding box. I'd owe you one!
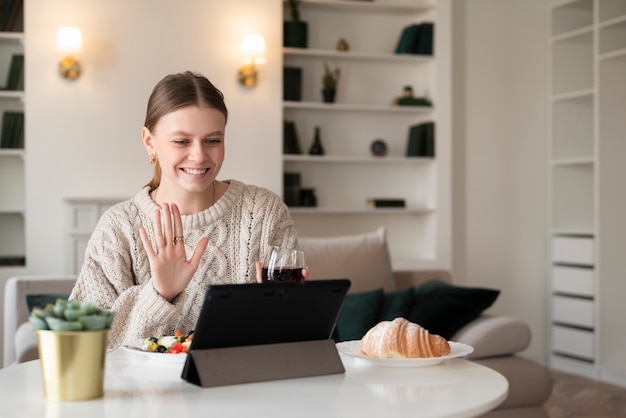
[173,140,189,145]
[206,138,222,145]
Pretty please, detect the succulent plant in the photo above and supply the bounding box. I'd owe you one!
[323,63,340,90]
[29,299,115,332]
[285,0,301,22]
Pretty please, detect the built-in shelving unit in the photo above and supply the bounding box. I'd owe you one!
[549,0,626,383]
[282,0,449,269]
[0,3,26,271]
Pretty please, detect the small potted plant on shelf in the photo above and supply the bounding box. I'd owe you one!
[30,299,115,401]
[322,63,340,103]
[284,0,308,48]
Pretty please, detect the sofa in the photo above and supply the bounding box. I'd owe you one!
[3,228,553,417]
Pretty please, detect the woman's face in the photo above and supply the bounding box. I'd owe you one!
[142,105,226,194]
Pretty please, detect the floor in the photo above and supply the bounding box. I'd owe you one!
[544,369,626,418]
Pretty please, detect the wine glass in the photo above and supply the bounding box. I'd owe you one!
[261,246,306,283]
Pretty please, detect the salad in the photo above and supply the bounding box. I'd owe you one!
[141,330,194,354]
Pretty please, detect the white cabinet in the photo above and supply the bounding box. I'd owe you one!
[549,0,626,380]
[0,4,25,269]
[282,0,450,270]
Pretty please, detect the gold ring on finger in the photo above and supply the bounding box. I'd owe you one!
[172,236,184,245]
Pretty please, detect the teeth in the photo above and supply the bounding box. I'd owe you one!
[183,168,207,175]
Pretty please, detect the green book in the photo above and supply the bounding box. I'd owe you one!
[1,112,16,148]
[12,111,24,148]
[5,54,24,91]
[406,122,435,157]
[395,24,420,54]
[415,22,434,55]
[283,67,302,101]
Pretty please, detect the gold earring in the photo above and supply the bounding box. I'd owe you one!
[149,154,156,164]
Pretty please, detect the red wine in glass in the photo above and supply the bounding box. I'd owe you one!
[261,267,304,283]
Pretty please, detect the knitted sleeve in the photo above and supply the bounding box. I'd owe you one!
[245,187,299,282]
[69,204,182,348]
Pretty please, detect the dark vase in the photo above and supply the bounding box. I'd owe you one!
[283,21,308,48]
[309,126,324,156]
[322,88,336,103]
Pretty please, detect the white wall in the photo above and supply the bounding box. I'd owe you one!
[453,0,549,362]
[24,0,283,277]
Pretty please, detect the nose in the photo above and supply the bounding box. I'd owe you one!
[188,141,208,162]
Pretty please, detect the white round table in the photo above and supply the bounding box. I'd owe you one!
[0,347,508,418]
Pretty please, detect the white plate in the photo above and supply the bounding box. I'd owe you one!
[336,340,474,367]
[122,339,187,364]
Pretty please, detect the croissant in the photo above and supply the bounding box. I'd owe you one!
[360,317,451,358]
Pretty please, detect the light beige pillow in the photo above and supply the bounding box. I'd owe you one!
[298,227,395,294]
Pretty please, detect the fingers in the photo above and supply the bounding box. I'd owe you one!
[138,227,156,258]
[255,261,263,283]
[171,203,184,243]
[153,208,165,249]
[302,268,309,281]
[161,203,173,247]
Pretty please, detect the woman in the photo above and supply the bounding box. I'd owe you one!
[70,71,299,348]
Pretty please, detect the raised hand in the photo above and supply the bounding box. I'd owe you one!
[139,203,208,301]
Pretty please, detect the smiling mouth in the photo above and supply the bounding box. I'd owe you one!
[182,168,208,175]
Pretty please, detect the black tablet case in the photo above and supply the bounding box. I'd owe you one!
[181,279,351,387]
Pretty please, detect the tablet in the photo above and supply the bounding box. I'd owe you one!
[186,279,351,350]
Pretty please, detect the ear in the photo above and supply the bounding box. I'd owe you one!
[142,126,155,155]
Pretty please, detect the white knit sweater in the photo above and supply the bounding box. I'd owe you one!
[69,180,298,348]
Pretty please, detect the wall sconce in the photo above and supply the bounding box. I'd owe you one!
[238,33,266,88]
[57,27,83,80]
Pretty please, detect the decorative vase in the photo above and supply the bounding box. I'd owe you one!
[283,21,308,48]
[37,329,109,401]
[309,126,324,156]
[322,88,336,103]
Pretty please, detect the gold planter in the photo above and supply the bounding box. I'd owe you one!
[37,329,108,401]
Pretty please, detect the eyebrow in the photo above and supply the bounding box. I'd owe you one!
[168,130,224,137]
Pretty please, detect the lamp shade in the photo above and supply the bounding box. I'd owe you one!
[241,33,266,65]
[57,27,83,55]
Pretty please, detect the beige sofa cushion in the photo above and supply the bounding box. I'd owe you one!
[299,227,395,294]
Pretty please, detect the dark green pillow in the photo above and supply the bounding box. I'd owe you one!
[407,279,499,340]
[26,294,70,311]
[377,287,414,322]
[332,288,383,342]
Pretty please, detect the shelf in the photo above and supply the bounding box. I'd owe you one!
[599,47,626,62]
[599,0,626,23]
[284,47,432,63]
[551,157,594,167]
[0,90,24,100]
[552,31,593,95]
[284,101,433,113]
[283,155,432,164]
[551,94,593,160]
[551,88,593,102]
[551,0,593,37]
[0,148,24,157]
[0,32,24,41]
[551,227,595,237]
[599,18,626,56]
[301,0,434,14]
[0,208,25,214]
[288,206,434,214]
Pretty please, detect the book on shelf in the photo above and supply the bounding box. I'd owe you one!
[283,67,302,101]
[0,0,23,32]
[0,111,24,149]
[3,54,24,91]
[366,198,406,209]
[0,255,26,266]
[406,122,435,157]
[394,22,434,56]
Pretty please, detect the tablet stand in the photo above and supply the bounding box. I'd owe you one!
[182,339,345,387]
